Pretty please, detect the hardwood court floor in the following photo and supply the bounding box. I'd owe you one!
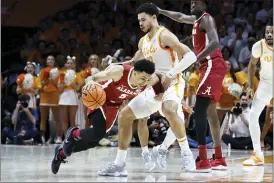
[1,145,273,182]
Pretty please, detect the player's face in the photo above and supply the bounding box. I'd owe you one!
[138,13,153,33]
[191,0,204,14]
[132,71,152,88]
[47,56,55,67]
[265,26,273,45]
[66,60,74,69]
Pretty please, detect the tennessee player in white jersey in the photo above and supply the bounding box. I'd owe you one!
[243,21,273,166]
[98,3,198,177]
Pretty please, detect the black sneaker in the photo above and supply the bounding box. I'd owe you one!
[63,126,79,157]
[51,145,67,174]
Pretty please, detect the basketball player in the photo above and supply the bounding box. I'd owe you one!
[98,3,198,177]
[51,59,156,174]
[157,0,228,172]
[242,20,273,166]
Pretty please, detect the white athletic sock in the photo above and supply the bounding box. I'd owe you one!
[159,128,176,150]
[177,136,190,151]
[141,146,149,154]
[114,149,127,166]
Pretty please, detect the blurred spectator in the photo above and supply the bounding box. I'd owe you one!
[255,0,272,23]
[16,62,40,110]
[1,95,38,145]
[238,37,256,69]
[20,37,36,62]
[218,25,230,48]
[217,61,239,120]
[235,64,259,92]
[187,63,200,108]
[228,24,247,60]
[221,46,240,71]
[224,13,235,37]
[221,92,252,149]
[58,57,80,137]
[147,112,169,147]
[39,56,62,144]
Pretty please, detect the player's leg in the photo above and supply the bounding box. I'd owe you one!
[98,89,160,177]
[243,80,272,166]
[97,105,135,177]
[207,103,227,170]
[51,109,107,174]
[137,118,156,170]
[154,83,195,171]
[194,95,213,172]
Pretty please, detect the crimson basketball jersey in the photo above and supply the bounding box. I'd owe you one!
[192,13,223,63]
[103,64,144,104]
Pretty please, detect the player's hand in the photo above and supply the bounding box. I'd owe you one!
[183,105,194,115]
[161,75,172,90]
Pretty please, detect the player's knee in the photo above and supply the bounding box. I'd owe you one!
[137,118,147,129]
[118,106,136,127]
[162,101,177,118]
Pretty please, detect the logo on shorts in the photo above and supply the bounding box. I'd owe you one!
[202,86,212,95]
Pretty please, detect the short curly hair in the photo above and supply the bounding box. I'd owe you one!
[136,3,159,17]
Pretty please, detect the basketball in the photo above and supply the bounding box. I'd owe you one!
[82,83,106,109]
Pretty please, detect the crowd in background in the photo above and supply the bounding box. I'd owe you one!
[1,0,273,150]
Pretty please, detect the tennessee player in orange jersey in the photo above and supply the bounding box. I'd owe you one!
[243,20,273,166]
[98,3,198,177]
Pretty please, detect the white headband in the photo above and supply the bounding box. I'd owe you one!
[24,61,36,71]
[67,55,76,60]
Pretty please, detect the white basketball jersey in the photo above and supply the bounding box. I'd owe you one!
[252,39,273,81]
[141,27,182,83]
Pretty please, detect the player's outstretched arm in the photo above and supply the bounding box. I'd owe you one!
[196,16,220,61]
[157,7,196,24]
[86,65,124,84]
[160,30,197,78]
[247,41,261,93]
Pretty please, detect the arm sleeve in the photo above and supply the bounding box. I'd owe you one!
[251,40,262,58]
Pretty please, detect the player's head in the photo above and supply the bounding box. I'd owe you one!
[136,3,159,33]
[132,59,155,88]
[265,20,273,46]
[191,0,209,15]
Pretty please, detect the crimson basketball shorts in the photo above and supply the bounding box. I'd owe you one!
[87,103,120,132]
[196,58,227,103]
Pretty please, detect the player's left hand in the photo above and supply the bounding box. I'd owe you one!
[161,76,172,90]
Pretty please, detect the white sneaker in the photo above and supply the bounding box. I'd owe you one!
[97,163,127,177]
[242,152,264,166]
[55,137,62,144]
[181,149,196,172]
[152,146,167,170]
[142,152,156,171]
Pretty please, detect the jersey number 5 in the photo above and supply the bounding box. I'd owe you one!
[119,94,128,99]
